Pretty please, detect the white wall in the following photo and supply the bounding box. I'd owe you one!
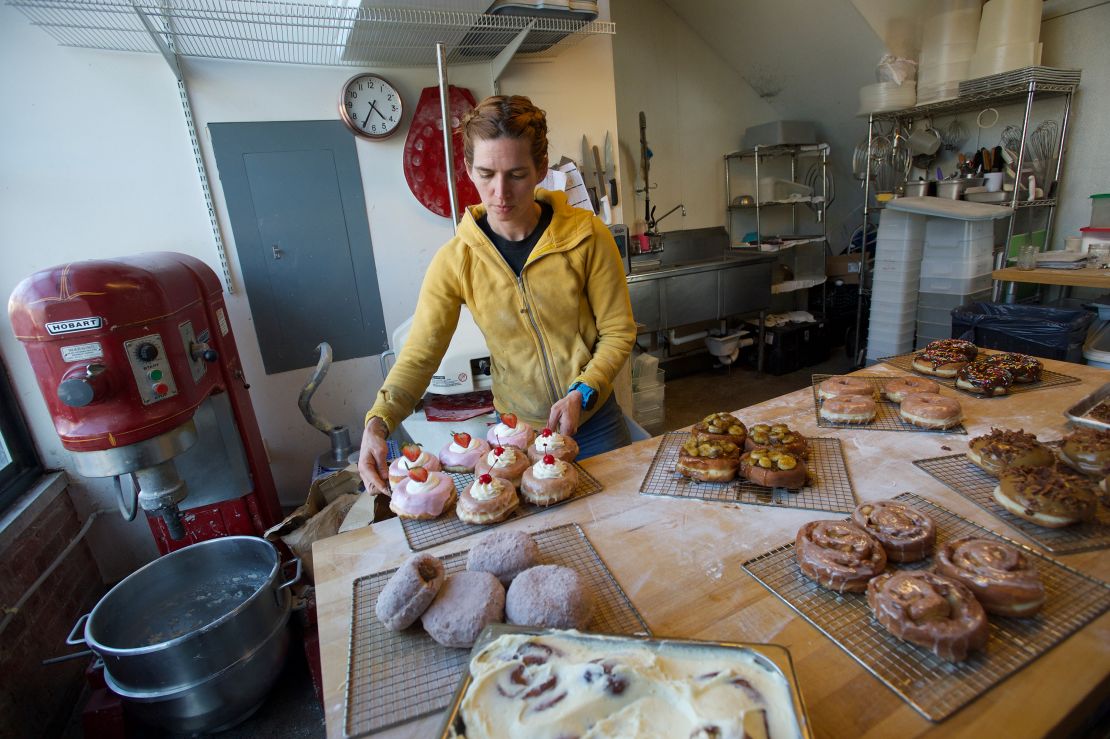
[1,4,621,580]
[610,0,778,233]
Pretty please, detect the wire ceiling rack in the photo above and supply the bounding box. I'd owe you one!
[8,0,616,67]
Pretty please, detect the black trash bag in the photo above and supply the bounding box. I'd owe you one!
[950,302,1096,363]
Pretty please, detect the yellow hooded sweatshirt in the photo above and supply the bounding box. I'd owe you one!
[366,189,636,433]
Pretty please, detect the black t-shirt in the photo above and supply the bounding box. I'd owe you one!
[477,202,554,276]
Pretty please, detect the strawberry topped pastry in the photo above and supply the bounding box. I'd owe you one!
[388,443,442,485]
[486,412,535,450]
[438,431,491,473]
[388,467,457,520]
[521,453,579,506]
[474,444,530,487]
[457,473,519,525]
[527,427,579,464]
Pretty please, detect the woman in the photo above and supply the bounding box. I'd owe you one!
[359,95,635,494]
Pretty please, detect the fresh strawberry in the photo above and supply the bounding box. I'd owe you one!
[501,412,518,429]
[478,473,493,485]
[452,431,472,448]
[541,427,553,438]
[401,443,422,463]
[543,454,556,465]
[494,446,505,456]
[407,467,429,483]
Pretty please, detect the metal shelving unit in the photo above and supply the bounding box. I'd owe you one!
[852,66,1080,365]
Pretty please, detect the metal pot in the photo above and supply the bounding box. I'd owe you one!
[936,180,968,200]
[902,180,931,197]
[68,536,300,731]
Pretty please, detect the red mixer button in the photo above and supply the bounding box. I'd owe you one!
[152,382,169,396]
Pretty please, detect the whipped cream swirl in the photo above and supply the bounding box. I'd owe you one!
[533,458,569,480]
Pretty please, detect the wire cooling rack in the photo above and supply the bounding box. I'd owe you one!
[397,463,603,551]
[878,352,1081,397]
[344,523,649,738]
[811,374,967,434]
[639,432,857,514]
[742,492,1110,722]
[913,453,1110,554]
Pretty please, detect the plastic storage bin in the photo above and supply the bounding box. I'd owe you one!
[1091,194,1110,228]
[921,249,995,279]
[922,237,994,262]
[1084,321,1110,368]
[877,211,926,241]
[919,272,993,295]
[871,296,917,326]
[918,288,992,310]
[925,217,994,245]
[875,237,925,261]
[871,280,919,304]
[871,262,922,290]
[951,303,1096,362]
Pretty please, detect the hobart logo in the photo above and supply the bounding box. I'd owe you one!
[45,317,102,335]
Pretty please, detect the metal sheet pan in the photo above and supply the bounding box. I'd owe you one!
[436,624,812,739]
[1064,381,1110,431]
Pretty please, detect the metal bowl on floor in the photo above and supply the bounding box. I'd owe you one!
[68,536,300,732]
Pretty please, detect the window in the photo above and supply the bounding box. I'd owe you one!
[0,358,42,512]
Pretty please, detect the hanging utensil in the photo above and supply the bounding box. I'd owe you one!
[638,111,654,228]
[940,118,968,152]
[603,131,618,205]
[581,135,598,210]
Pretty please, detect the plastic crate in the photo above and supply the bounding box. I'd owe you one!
[916,318,950,339]
[917,289,992,310]
[918,271,993,295]
[869,321,916,346]
[752,316,830,375]
[877,210,926,241]
[923,237,994,262]
[925,217,994,245]
[875,237,925,261]
[952,303,1096,362]
[871,279,919,304]
[915,331,950,350]
[921,249,994,279]
[871,296,917,325]
[632,369,665,413]
[916,303,953,325]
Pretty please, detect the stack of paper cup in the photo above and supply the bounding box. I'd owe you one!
[917,0,982,104]
[968,0,1044,79]
[859,82,917,114]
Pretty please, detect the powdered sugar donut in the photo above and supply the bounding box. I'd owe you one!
[528,427,579,463]
[421,571,505,648]
[438,432,491,473]
[817,376,875,401]
[505,565,594,630]
[375,553,444,631]
[883,376,940,403]
[466,530,541,586]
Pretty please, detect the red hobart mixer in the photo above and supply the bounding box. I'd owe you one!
[9,252,282,552]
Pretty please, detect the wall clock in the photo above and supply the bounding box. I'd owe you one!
[339,73,403,140]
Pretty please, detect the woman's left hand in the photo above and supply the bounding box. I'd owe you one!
[547,390,583,436]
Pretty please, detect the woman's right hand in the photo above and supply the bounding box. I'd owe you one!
[358,417,392,495]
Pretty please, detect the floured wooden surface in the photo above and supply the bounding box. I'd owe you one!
[315,358,1110,739]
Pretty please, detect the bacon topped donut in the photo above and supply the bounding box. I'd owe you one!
[935,537,1045,617]
[866,571,989,662]
[967,428,1054,477]
[994,464,1098,528]
[924,338,978,362]
[979,352,1043,383]
[955,360,1013,396]
[1060,426,1110,476]
[912,348,970,378]
[851,500,935,562]
[795,520,886,593]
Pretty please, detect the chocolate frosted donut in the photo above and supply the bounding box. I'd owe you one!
[883,376,940,403]
[819,395,877,424]
[506,565,594,630]
[912,348,969,378]
[980,352,1043,383]
[994,465,1098,528]
[955,360,1013,396]
[925,338,978,361]
[867,570,989,662]
[935,537,1045,617]
[375,553,445,631]
[795,520,887,593]
[421,571,505,648]
[851,500,935,562]
[467,530,541,586]
[817,376,875,401]
[1060,426,1110,476]
[899,392,962,429]
[968,428,1054,477]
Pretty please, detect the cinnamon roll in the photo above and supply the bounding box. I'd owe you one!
[935,537,1046,617]
[967,428,1054,477]
[851,500,935,562]
[795,520,887,593]
[866,570,989,662]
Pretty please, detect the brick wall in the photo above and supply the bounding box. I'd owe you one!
[0,492,104,736]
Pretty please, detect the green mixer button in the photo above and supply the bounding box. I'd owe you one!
[149,369,163,381]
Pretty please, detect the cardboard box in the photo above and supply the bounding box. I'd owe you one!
[826,254,873,285]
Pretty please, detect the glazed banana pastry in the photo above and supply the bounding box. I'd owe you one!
[741,448,807,489]
[459,632,803,739]
[693,412,748,446]
[967,428,1054,477]
[676,436,741,482]
[746,423,809,458]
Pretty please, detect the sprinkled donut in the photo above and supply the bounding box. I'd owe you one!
[817,376,875,401]
[883,376,940,403]
[979,352,1043,383]
[899,392,962,429]
[912,348,969,378]
[924,338,978,361]
[955,360,1013,396]
[819,395,877,424]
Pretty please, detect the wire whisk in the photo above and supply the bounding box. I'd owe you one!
[1027,120,1058,187]
[1000,125,1023,155]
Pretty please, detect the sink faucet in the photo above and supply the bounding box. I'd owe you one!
[651,203,685,231]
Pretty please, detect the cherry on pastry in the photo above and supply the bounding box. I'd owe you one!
[494,446,505,456]
[541,427,553,437]
[543,454,556,465]
[478,473,493,485]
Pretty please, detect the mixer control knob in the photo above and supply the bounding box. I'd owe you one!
[189,341,219,363]
[57,364,108,407]
[202,349,219,362]
[152,382,169,396]
[136,343,159,362]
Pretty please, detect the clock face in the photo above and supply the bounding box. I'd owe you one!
[340,74,403,140]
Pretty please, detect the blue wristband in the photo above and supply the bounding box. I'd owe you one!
[569,382,597,410]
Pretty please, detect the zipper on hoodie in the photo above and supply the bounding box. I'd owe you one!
[517,273,562,406]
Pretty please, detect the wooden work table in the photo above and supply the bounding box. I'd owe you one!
[993,265,1110,290]
[314,358,1110,739]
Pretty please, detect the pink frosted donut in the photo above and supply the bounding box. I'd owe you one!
[900,393,962,429]
[438,436,491,473]
[520,456,578,506]
[474,445,530,487]
[818,376,875,401]
[883,376,940,404]
[486,418,535,449]
[388,449,442,485]
[457,473,519,525]
[819,396,877,424]
[527,427,580,464]
[389,471,456,520]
